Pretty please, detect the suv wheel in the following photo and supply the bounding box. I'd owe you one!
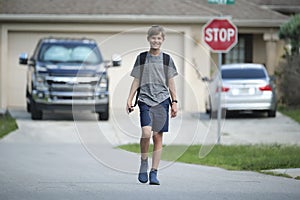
[98,104,109,121]
[31,99,43,120]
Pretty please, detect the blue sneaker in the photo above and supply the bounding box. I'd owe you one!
[138,158,148,183]
[149,169,160,185]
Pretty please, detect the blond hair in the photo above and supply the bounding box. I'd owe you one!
[147,25,165,39]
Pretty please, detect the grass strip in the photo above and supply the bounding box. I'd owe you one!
[0,111,18,139]
[278,105,300,124]
[119,144,300,171]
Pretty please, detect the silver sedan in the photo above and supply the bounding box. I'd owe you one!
[203,63,277,118]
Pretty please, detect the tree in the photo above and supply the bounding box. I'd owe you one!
[279,14,300,55]
[278,14,300,106]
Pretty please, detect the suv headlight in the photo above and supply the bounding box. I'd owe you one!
[95,75,108,93]
[33,64,48,90]
[34,74,47,91]
[99,77,108,91]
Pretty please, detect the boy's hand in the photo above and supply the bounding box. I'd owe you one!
[171,103,177,118]
[126,102,134,114]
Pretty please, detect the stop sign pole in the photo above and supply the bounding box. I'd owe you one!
[202,17,238,144]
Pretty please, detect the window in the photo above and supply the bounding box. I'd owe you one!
[223,34,253,64]
[39,43,103,64]
[222,68,266,79]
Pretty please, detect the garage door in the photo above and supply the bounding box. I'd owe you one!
[7,29,184,109]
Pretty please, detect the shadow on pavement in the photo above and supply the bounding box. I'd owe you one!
[191,111,273,120]
[225,111,270,119]
[10,108,98,122]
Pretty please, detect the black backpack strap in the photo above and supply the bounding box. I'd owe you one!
[163,53,170,86]
[163,53,172,105]
[139,51,148,83]
[133,51,147,107]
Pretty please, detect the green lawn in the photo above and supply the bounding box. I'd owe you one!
[279,106,300,124]
[0,112,18,139]
[119,144,300,171]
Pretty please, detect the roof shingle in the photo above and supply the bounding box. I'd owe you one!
[0,0,289,26]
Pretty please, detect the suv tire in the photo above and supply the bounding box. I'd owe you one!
[31,99,43,120]
[98,104,109,121]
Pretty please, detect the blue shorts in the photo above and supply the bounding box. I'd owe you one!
[138,99,170,133]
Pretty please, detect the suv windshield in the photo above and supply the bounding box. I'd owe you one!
[38,42,103,64]
[222,68,267,80]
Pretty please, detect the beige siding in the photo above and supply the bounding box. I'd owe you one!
[4,25,194,111]
[253,34,266,65]
[0,22,285,113]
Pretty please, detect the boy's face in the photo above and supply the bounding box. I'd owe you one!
[148,33,164,50]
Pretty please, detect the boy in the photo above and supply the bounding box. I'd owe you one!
[126,25,178,185]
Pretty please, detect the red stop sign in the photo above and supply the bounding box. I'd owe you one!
[203,18,238,53]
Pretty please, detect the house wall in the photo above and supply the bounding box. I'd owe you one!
[253,33,266,64]
[0,22,286,114]
[0,23,211,113]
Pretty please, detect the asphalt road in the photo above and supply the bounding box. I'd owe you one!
[0,109,299,200]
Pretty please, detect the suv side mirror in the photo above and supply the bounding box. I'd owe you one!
[19,53,28,65]
[111,54,121,67]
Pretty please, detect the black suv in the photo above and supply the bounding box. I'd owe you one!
[19,37,121,120]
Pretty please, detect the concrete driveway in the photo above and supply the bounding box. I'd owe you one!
[107,108,300,146]
[0,109,299,200]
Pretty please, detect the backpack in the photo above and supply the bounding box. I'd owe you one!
[133,51,170,107]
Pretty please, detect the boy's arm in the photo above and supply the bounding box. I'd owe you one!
[126,78,139,113]
[168,78,178,118]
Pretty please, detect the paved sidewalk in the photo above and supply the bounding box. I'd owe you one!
[262,168,300,179]
[0,109,299,200]
[109,109,300,146]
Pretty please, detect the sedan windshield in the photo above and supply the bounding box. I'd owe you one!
[38,43,103,64]
[222,68,267,80]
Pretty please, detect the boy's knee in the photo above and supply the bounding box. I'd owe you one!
[141,126,152,138]
[152,132,163,141]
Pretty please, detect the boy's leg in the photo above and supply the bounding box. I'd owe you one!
[140,126,152,160]
[138,126,152,183]
[149,131,163,185]
[151,132,163,170]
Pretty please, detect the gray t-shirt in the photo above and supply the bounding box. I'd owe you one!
[130,52,178,106]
